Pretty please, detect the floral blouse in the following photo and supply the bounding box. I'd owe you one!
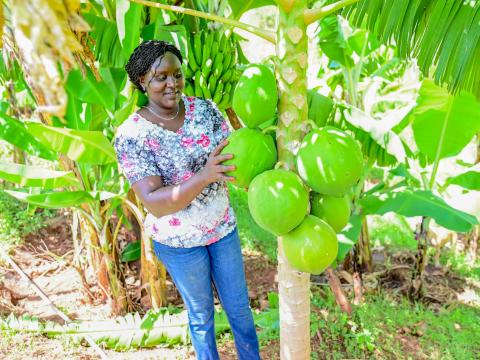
[114,96,236,248]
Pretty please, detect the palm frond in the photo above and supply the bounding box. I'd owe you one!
[1,310,189,350]
[345,0,480,99]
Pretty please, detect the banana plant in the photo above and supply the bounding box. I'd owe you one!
[0,0,171,314]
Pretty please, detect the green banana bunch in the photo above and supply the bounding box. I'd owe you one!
[184,29,239,110]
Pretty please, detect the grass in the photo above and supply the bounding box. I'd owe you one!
[368,213,417,250]
[0,191,56,256]
[439,250,480,282]
[310,289,480,359]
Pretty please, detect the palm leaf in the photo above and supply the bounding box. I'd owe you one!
[1,310,189,350]
[345,0,480,99]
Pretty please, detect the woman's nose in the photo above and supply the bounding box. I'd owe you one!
[167,76,177,87]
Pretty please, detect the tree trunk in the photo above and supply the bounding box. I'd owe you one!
[357,216,372,272]
[99,220,128,315]
[124,190,167,309]
[467,225,478,265]
[409,216,430,300]
[276,2,310,358]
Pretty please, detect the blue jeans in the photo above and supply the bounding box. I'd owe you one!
[153,228,261,360]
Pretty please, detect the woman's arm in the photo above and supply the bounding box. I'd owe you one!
[132,140,235,218]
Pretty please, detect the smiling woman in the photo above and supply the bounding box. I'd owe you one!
[113,40,261,360]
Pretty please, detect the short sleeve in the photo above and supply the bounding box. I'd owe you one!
[207,100,231,144]
[114,135,162,185]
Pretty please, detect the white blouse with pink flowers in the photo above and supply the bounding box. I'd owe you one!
[114,96,236,248]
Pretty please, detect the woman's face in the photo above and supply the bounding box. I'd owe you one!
[141,51,184,109]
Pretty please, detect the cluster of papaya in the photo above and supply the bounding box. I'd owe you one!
[221,65,364,275]
[307,89,396,167]
[184,30,238,110]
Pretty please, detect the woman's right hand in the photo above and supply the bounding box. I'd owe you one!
[198,140,236,184]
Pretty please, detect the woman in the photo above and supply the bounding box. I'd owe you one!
[114,40,261,360]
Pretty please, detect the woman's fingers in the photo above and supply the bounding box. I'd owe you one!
[219,174,236,182]
[213,153,234,164]
[216,165,236,173]
[212,139,229,156]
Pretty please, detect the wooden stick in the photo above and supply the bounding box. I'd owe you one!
[4,255,110,360]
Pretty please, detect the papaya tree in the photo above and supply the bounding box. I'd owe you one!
[3,0,480,358]
[128,0,480,357]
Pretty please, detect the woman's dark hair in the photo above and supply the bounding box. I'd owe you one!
[125,40,183,93]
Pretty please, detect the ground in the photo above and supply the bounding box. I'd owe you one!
[1,211,479,359]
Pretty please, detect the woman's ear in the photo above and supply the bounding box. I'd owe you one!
[139,76,146,91]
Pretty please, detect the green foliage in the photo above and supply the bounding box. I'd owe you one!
[410,80,480,162]
[116,0,144,59]
[439,250,480,282]
[346,0,480,100]
[0,192,55,252]
[444,170,480,191]
[82,13,126,68]
[228,183,277,261]
[368,213,416,250]
[361,189,478,233]
[25,122,116,165]
[0,308,189,350]
[6,190,116,209]
[0,111,57,161]
[310,289,480,359]
[0,162,79,189]
[227,0,276,20]
[121,240,141,262]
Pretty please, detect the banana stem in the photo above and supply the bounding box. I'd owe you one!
[129,0,276,43]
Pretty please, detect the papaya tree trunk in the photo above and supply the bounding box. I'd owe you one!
[276,2,311,358]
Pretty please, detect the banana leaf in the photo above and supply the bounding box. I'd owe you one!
[116,0,143,59]
[142,24,188,59]
[25,122,116,165]
[411,80,480,162]
[0,111,56,161]
[227,0,276,20]
[360,188,478,232]
[6,190,117,209]
[444,170,480,191]
[65,68,116,112]
[0,162,79,189]
[121,240,141,262]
